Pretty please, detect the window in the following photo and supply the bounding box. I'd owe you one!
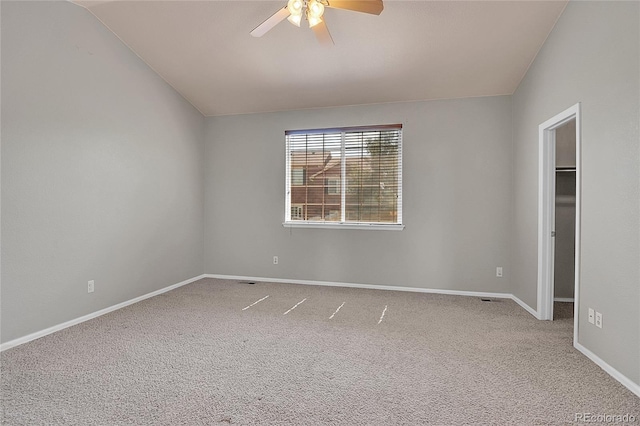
[291,168,306,186]
[285,124,403,230]
[291,204,304,220]
[325,178,340,195]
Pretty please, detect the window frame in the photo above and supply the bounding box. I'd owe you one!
[284,124,404,231]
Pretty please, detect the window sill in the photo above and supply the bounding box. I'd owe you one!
[283,222,405,231]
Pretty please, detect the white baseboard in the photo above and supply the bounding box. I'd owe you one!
[554,297,574,302]
[205,273,514,300]
[0,274,207,352]
[511,294,540,319]
[574,342,640,398]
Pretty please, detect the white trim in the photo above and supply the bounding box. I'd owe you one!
[573,104,582,348]
[283,222,404,231]
[396,130,403,225]
[511,294,540,319]
[574,342,640,398]
[340,132,347,223]
[205,273,513,300]
[0,274,207,352]
[554,297,574,303]
[284,134,292,222]
[537,103,581,353]
[537,119,556,321]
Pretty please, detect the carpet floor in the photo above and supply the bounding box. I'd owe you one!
[1,278,638,425]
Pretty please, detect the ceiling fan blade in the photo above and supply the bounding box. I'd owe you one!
[326,0,383,15]
[250,6,291,37]
[312,20,334,46]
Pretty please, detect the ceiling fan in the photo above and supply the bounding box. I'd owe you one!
[250,0,384,46]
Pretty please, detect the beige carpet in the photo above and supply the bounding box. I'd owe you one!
[1,278,638,425]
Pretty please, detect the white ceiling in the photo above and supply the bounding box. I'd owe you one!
[74,1,567,116]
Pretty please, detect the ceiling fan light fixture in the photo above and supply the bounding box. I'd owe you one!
[308,15,323,28]
[287,13,302,27]
[307,0,325,19]
[251,0,382,44]
[287,0,304,15]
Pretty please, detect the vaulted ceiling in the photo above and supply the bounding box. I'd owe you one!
[73,1,568,116]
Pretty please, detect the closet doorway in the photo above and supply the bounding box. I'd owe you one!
[537,103,581,346]
[553,120,576,320]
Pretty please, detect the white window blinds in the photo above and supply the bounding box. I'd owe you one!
[285,124,402,227]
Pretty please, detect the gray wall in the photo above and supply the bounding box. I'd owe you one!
[511,1,639,383]
[1,1,205,343]
[204,96,513,293]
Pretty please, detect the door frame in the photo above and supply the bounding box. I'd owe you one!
[537,103,581,344]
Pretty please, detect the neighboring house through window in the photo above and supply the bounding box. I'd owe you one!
[325,178,340,195]
[291,204,304,220]
[285,124,403,229]
[291,168,306,186]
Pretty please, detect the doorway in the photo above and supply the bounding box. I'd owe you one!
[552,120,576,320]
[537,103,581,346]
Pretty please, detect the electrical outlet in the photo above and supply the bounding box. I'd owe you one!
[496,267,503,278]
[88,280,95,293]
[588,308,594,324]
[595,312,602,328]
[273,256,278,265]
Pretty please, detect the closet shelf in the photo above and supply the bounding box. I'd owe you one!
[556,166,576,172]
[556,195,576,204]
